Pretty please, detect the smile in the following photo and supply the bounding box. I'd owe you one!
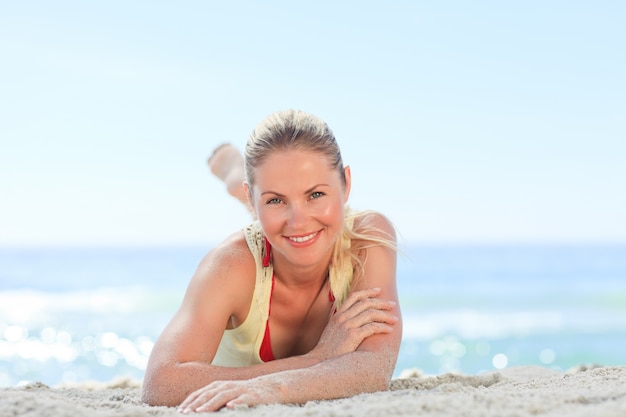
[288,231,319,243]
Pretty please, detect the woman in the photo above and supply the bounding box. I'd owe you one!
[142,109,402,413]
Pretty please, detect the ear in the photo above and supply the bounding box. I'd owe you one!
[243,181,257,218]
[343,166,352,203]
[243,181,251,201]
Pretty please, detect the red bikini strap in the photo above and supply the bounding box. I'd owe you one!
[262,237,272,267]
[259,273,276,362]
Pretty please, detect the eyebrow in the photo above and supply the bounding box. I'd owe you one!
[260,183,330,197]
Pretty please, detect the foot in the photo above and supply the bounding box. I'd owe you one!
[208,144,250,208]
[208,144,243,180]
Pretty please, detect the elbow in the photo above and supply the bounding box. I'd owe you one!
[353,372,390,396]
[141,378,170,407]
[141,368,181,408]
[141,386,160,407]
[372,372,393,393]
[141,382,182,408]
[361,352,396,393]
[141,367,159,406]
[355,362,393,394]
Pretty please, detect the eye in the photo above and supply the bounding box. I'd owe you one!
[310,191,325,199]
[266,197,283,205]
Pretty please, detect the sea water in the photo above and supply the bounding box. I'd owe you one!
[1,244,624,387]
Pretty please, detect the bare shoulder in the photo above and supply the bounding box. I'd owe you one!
[353,210,397,243]
[351,211,398,289]
[196,230,254,279]
[175,229,258,328]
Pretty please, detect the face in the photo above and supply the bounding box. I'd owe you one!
[245,149,351,270]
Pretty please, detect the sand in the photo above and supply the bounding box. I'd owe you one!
[1,366,625,417]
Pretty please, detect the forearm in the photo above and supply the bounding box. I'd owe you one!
[258,350,395,405]
[142,354,320,407]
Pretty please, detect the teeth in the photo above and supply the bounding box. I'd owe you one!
[289,232,317,243]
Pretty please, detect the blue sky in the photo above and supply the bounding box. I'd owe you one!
[1,1,624,246]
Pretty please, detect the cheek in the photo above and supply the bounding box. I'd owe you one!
[257,207,283,234]
[320,198,345,225]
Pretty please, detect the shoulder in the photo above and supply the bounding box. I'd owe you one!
[186,229,257,310]
[351,210,397,243]
[349,211,398,289]
[197,229,254,274]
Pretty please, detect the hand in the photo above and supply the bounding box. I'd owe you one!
[178,377,281,413]
[308,287,398,361]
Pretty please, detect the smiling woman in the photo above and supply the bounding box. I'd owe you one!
[141,109,401,412]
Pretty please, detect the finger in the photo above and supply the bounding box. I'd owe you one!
[328,309,397,351]
[194,393,231,413]
[338,287,382,311]
[178,388,204,412]
[355,322,395,339]
[347,292,397,315]
[189,388,237,413]
[225,394,255,409]
[347,320,395,342]
[336,297,397,322]
[347,308,399,330]
[179,385,225,413]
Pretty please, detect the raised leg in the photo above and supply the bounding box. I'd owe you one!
[208,144,254,217]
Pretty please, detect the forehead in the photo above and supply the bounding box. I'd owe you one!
[253,149,338,187]
[261,148,329,165]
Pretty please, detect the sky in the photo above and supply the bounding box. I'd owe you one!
[1,1,625,247]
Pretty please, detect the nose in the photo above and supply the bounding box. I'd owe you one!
[286,202,308,230]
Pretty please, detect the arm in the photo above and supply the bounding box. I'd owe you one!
[261,212,402,399]
[178,213,401,412]
[141,232,329,406]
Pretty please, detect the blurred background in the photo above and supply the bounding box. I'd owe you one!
[1,1,625,386]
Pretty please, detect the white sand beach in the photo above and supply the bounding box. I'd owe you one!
[1,366,624,417]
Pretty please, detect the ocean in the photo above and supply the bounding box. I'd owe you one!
[1,244,625,387]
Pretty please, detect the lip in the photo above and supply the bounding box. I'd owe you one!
[284,230,321,247]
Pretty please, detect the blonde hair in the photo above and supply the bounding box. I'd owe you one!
[245,109,396,307]
[330,207,397,307]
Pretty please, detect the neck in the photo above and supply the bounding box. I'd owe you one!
[272,254,331,290]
